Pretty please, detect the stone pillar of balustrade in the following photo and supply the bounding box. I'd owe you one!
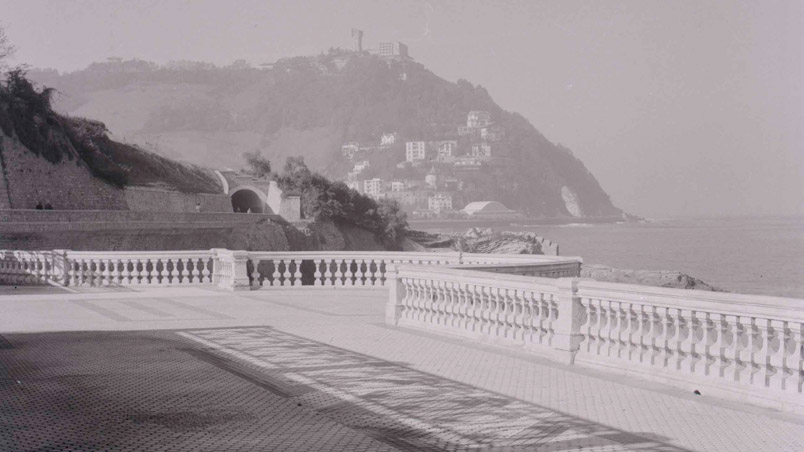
[51,249,71,286]
[552,278,584,364]
[213,249,251,291]
[385,265,405,325]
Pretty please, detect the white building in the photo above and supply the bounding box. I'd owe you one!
[437,141,457,157]
[390,181,406,192]
[341,142,359,158]
[363,178,384,198]
[377,42,409,58]
[480,127,501,142]
[353,160,370,173]
[346,180,361,192]
[380,133,397,146]
[467,111,491,128]
[405,141,427,162]
[428,193,453,212]
[454,156,484,170]
[471,143,492,159]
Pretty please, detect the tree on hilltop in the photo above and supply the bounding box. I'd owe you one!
[243,151,272,178]
[0,26,17,72]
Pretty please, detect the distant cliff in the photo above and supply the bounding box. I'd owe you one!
[29,53,626,219]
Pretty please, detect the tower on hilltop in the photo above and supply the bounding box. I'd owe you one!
[351,29,364,52]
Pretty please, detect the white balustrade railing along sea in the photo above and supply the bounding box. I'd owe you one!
[1,247,801,413]
[386,263,804,414]
[0,249,581,289]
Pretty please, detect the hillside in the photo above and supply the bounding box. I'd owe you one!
[0,70,221,194]
[29,52,626,218]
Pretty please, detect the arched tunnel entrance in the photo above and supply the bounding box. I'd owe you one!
[231,189,264,213]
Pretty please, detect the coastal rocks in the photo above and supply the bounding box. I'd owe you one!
[408,228,559,255]
[580,264,722,291]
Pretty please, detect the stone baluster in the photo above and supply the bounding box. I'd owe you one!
[312,259,323,286]
[143,259,155,285]
[691,310,708,376]
[355,259,366,286]
[766,319,787,391]
[322,259,334,286]
[158,258,169,285]
[333,259,344,286]
[188,258,199,283]
[271,259,282,286]
[292,259,303,286]
[179,258,190,284]
[170,258,181,284]
[282,259,292,286]
[789,322,803,393]
[250,258,262,288]
[200,258,211,284]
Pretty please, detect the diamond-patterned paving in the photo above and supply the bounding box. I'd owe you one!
[1,287,802,451]
[179,327,684,451]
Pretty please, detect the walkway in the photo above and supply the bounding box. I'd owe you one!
[1,286,802,451]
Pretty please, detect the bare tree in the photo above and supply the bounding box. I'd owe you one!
[0,26,16,71]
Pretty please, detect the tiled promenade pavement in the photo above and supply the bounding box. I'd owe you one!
[1,287,803,451]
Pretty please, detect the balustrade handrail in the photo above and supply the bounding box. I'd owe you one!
[576,279,804,321]
[393,264,566,293]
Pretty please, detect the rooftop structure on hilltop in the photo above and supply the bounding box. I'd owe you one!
[377,42,409,59]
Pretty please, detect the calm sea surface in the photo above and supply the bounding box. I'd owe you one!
[416,216,804,299]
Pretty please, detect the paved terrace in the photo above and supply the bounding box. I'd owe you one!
[1,285,802,452]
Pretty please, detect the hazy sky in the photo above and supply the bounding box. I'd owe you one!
[2,0,802,218]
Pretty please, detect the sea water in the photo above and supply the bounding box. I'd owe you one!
[417,216,804,299]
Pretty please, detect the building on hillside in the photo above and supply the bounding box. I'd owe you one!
[341,142,359,158]
[405,141,427,162]
[454,156,484,170]
[346,180,361,192]
[377,42,409,58]
[457,125,479,136]
[425,167,439,188]
[390,181,406,192]
[385,190,429,209]
[428,193,453,213]
[437,141,457,157]
[481,126,502,142]
[353,160,370,173]
[380,133,397,146]
[363,178,384,198]
[462,201,517,218]
[467,111,491,128]
[444,177,461,191]
[471,143,492,159]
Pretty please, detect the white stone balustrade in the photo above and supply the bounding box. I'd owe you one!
[385,266,804,413]
[574,280,804,412]
[244,252,581,289]
[0,249,581,291]
[2,246,801,412]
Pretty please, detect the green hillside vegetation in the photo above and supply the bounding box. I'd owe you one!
[0,70,220,193]
[277,156,407,248]
[30,52,624,217]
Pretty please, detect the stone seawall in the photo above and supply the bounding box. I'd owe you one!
[124,187,231,213]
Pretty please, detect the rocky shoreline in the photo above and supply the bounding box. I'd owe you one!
[407,227,723,292]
